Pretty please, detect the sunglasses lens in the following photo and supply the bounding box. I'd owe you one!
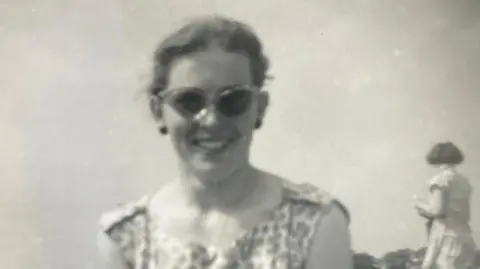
[218,89,253,117]
[172,90,206,116]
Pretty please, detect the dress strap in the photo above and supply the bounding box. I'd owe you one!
[99,196,149,269]
[100,196,149,234]
[282,180,350,223]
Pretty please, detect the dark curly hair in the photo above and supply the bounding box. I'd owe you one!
[146,15,270,98]
[426,141,464,166]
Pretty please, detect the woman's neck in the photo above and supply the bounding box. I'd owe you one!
[440,164,455,171]
[177,164,260,213]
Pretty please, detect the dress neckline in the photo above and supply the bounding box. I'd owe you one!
[144,186,289,255]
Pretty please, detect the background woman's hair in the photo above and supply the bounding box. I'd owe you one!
[426,141,464,165]
[146,14,270,97]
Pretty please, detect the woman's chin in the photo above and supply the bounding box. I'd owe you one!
[188,154,222,173]
[192,159,220,172]
[187,155,238,181]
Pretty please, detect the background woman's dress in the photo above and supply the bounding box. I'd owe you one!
[422,168,477,269]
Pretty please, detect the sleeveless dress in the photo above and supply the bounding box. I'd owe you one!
[99,181,349,269]
[422,168,477,269]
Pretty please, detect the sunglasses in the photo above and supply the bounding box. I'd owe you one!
[158,85,259,118]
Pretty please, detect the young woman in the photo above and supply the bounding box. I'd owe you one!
[413,142,477,269]
[97,15,353,269]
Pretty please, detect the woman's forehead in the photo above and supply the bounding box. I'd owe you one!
[167,48,253,90]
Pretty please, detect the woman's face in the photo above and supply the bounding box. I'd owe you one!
[159,47,268,182]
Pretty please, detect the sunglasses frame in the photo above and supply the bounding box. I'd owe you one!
[157,84,260,119]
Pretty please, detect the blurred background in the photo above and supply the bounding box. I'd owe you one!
[1,0,479,268]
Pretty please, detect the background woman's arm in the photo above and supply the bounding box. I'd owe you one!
[306,204,353,269]
[415,188,446,218]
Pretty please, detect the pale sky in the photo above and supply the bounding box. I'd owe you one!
[1,0,479,268]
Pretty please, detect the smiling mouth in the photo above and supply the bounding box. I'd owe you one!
[191,137,237,153]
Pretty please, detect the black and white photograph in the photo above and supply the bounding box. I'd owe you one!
[1,0,479,268]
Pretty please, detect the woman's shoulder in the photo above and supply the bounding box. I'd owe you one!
[274,178,352,264]
[98,196,150,268]
[281,179,350,224]
[428,169,456,189]
[99,195,149,235]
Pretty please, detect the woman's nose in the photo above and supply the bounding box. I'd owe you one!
[196,106,221,127]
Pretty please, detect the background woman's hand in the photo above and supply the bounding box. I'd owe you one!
[411,194,423,207]
[411,195,431,218]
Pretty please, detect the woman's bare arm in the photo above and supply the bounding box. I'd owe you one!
[415,188,446,218]
[305,204,353,269]
[97,231,130,269]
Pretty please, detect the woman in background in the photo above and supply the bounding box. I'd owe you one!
[413,142,477,269]
[97,15,352,269]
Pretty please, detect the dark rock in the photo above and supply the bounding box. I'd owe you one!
[354,253,379,269]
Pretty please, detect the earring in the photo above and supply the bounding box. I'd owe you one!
[255,119,262,129]
[158,126,168,135]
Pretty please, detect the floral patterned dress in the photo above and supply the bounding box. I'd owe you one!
[99,181,349,269]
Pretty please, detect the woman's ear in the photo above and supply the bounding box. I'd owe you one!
[149,95,164,121]
[256,91,269,120]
